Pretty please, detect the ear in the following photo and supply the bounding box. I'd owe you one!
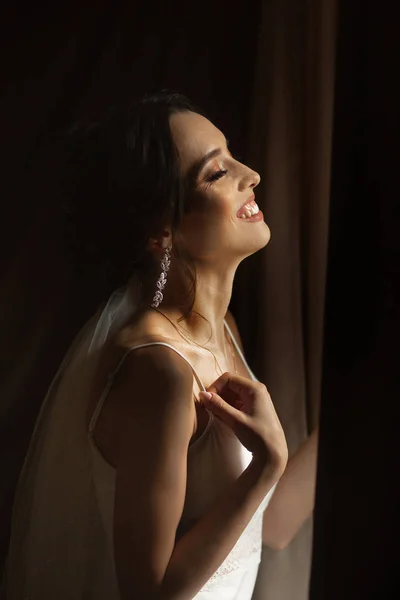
[147,229,172,254]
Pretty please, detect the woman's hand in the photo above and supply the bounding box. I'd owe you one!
[199,372,288,477]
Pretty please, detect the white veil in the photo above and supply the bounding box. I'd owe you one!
[2,275,143,600]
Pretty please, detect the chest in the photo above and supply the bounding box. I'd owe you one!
[191,352,253,445]
[88,332,255,467]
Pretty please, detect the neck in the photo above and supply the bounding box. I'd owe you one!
[156,260,238,351]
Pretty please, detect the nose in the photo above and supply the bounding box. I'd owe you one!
[239,167,261,191]
[250,170,261,188]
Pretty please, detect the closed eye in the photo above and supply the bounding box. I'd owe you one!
[207,169,228,183]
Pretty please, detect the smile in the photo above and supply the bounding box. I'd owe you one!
[236,198,263,221]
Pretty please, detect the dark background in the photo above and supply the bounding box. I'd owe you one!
[1,1,399,597]
[311,1,400,597]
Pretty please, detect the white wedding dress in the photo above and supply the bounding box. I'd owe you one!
[2,282,277,600]
[89,320,277,599]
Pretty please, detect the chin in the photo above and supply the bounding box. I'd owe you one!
[251,222,271,250]
[239,224,271,260]
[261,222,271,244]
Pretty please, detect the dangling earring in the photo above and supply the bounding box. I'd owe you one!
[151,246,172,308]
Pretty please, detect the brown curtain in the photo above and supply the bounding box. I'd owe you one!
[234,1,337,598]
[310,0,400,595]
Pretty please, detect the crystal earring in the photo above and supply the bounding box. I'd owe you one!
[151,245,172,308]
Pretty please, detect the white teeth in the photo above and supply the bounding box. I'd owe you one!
[238,201,260,218]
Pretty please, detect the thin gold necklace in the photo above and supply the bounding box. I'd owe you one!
[152,308,237,375]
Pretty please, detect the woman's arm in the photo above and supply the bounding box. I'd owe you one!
[112,345,280,600]
[164,451,278,600]
[225,310,319,550]
[262,426,319,550]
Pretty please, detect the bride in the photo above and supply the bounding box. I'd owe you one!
[2,91,316,600]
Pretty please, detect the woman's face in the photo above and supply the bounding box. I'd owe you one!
[169,111,271,266]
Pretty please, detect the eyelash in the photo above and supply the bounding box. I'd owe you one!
[204,153,243,184]
[207,169,228,183]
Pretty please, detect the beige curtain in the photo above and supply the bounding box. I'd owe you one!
[237,1,337,598]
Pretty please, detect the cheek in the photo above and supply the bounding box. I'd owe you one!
[177,194,234,254]
[192,189,233,220]
[188,197,232,234]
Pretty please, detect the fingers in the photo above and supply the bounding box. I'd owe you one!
[198,391,243,430]
[207,371,267,396]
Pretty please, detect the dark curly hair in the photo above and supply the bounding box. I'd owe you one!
[62,90,208,317]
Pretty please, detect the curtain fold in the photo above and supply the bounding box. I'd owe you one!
[236,1,337,598]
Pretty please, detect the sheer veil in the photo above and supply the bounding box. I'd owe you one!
[2,275,143,599]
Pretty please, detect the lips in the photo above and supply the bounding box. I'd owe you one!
[236,195,260,218]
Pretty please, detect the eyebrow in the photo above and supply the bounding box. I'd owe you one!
[187,138,230,182]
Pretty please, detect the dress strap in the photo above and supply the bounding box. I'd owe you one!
[88,341,207,434]
[89,323,256,435]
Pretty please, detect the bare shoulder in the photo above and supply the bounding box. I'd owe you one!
[114,308,177,349]
[90,310,196,468]
[225,309,245,354]
[113,338,195,409]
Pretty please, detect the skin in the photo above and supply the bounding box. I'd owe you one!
[144,112,319,556]
[146,110,271,353]
[90,110,272,461]
[91,111,276,596]
[89,112,316,598]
